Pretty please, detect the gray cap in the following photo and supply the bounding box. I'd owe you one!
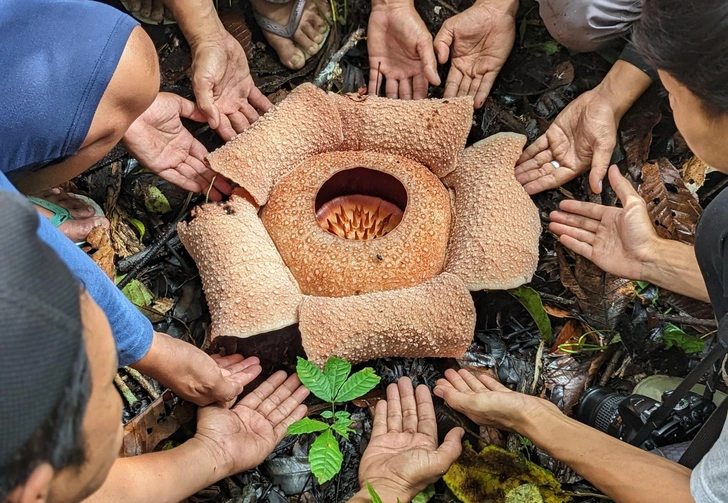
[0,192,83,467]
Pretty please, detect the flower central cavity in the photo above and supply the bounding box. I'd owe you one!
[316,195,403,240]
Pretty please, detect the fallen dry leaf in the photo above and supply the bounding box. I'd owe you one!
[86,225,115,279]
[619,90,662,179]
[682,156,713,196]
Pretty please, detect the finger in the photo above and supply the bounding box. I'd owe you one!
[608,165,642,206]
[247,86,274,114]
[221,365,262,401]
[385,78,399,100]
[398,378,419,433]
[589,141,615,194]
[549,222,596,245]
[434,378,455,391]
[443,368,471,393]
[273,404,309,441]
[413,74,429,100]
[478,71,498,105]
[239,370,288,409]
[556,200,608,221]
[265,384,311,426]
[371,399,388,438]
[368,65,383,96]
[227,110,251,135]
[433,385,467,412]
[415,385,438,439]
[475,373,511,392]
[517,135,550,166]
[521,166,576,195]
[192,77,220,130]
[467,76,482,99]
[158,163,206,193]
[433,24,453,64]
[548,210,601,233]
[514,149,555,178]
[188,138,210,165]
[210,353,246,368]
[417,37,441,86]
[256,374,303,417]
[558,233,595,260]
[173,94,209,123]
[443,66,463,99]
[220,356,262,375]
[399,78,414,100]
[457,75,472,97]
[215,113,237,142]
[436,427,464,465]
[240,101,261,125]
[474,78,490,109]
[457,369,488,392]
[386,382,403,432]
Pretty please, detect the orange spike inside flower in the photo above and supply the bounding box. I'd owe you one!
[316,195,403,240]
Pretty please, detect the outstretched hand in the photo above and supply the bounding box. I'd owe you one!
[433,0,517,108]
[434,369,551,432]
[358,378,463,502]
[548,165,660,280]
[515,89,621,195]
[195,371,310,476]
[367,2,440,99]
[190,30,273,141]
[122,92,233,201]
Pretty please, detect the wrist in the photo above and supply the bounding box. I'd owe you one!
[165,0,227,48]
[189,434,236,480]
[592,60,652,120]
[129,331,173,383]
[371,0,414,12]
[638,237,676,283]
[471,0,519,17]
[515,397,562,438]
[358,480,417,503]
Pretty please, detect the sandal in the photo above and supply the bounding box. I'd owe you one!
[253,0,330,62]
[27,194,105,245]
[120,1,176,25]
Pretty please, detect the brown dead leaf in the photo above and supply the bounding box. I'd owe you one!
[619,90,662,179]
[121,396,179,457]
[557,247,635,330]
[682,156,713,196]
[540,353,593,416]
[549,61,574,87]
[217,10,253,58]
[543,305,575,319]
[549,320,586,354]
[86,226,115,279]
[639,158,702,244]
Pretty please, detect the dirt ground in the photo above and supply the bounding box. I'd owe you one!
[76,0,728,501]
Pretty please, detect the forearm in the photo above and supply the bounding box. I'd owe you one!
[640,238,711,302]
[520,404,695,503]
[348,485,415,503]
[83,438,230,503]
[593,60,653,119]
[471,0,518,16]
[162,0,226,46]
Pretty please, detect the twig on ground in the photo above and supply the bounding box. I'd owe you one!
[563,491,611,500]
[125,367,160,400]
[653,313,717,328]
[529,339,545,394]
[115,374,140,409]
[313,28,366,88]
[599,348,624,386]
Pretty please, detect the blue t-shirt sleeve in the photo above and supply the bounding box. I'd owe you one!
[0,173,153,365]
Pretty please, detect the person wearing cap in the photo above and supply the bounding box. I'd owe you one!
[0,0,268,408]
[434,1,728,502]
[0,190,464,503]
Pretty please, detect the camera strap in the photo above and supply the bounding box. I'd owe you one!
[629,313,728,455]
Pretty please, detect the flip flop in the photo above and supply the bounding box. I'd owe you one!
[120,1,176,25]
[253,0,330,62]
[27,194,105,246]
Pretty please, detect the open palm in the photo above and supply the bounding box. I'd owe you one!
[434,3,516,108]
[367,5,440,99]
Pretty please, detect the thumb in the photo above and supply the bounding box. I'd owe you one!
[433,24,453,65]
[192,73,220,130]
[608,164,641,204]
[418,38,441,86]
[436,427,464,464]
[176,94,210,123]
[589,140,615,194]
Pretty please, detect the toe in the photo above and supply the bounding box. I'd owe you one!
[301,23,324,46]
[292,28,318,57]
[58,216,108,243]
[267,35,307,69]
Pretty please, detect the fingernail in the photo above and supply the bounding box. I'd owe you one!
[598,180,603,192]
[314,34,323,43]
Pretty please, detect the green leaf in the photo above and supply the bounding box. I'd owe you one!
[297,357,333,402]
[366,482,384,503]
[334,411,351,420]
[324,357,352,396]
[287,418,330,435]
[309,429,343,484]
[120,279,154,308]
[540,40,561,56]
[127,218,146,240]
[508,286,553,341]
[142,185,171,214]
[321,410,334,419]
[505,483,544,503]
[412,484,435,503]
[335,367,381,402]
[331,417,354,439]
[663,323,705,354]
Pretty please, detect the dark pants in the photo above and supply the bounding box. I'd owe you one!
[695,188,728,320]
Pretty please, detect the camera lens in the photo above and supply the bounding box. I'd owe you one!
[575,386,626,436]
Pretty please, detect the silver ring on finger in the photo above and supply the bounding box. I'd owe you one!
[550,160,561,169]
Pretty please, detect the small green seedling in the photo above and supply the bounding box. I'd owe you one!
[288,356,381,484]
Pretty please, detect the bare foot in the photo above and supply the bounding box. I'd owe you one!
[250,0,331,70]
[31,189,109,243]
[121,0,173,24]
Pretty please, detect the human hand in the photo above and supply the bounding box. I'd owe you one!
[514,88,622,195]
[434,369,552,432]
[195,371,309,476]
[367,1,440,99]
[122,92,233,201]
[190,30,273,141]
[549,165,661,280]
[433,0,517,108]
[130,332,262,407]
[358,377,463,502]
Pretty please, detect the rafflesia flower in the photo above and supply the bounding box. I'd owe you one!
[178,84,541,365]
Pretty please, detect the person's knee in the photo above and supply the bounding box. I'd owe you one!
[89,26,159,144]
[537,0,641,52]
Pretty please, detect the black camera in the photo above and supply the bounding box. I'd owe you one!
[575,386,716,450]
